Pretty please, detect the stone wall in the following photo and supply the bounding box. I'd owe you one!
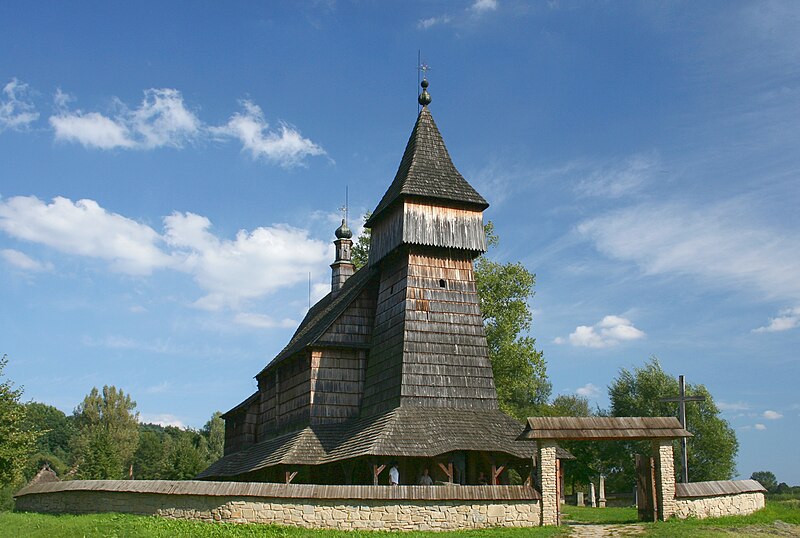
[15,482,540,531]
[674,491,764,519]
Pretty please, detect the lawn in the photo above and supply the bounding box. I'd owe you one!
[0,512,567,538]
[1,501,798,537]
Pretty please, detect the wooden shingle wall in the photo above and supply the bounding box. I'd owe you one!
[275,354,312,432]
[310,348,366,424]
[400,249,498,409]
[402,201,486,253]
[361,254,408,416]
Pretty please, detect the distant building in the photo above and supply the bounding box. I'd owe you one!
[200,81,561,485]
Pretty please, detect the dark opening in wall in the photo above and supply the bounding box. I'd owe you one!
[439,279,447,288]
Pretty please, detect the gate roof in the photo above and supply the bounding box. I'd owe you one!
[518,417,692,441]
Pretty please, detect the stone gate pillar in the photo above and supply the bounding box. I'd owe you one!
[652,439,677,520]
[537,440,559,526]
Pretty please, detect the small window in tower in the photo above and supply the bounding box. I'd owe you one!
[439,279,447,288]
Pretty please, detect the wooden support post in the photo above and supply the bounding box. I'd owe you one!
[491,464,505,485]
[372,464,386,486]
[437,462,454,483]
[285,470,298,484]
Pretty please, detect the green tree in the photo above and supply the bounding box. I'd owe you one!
[750,471,777,492]
[72,386,139,479]
[0,355,39,486]
[163,430,208,480]
[607,357,738,488]
[22,402,77,479]
[202,411,225,462]
[475,222,550,418]
[350,212,371,270]
[132,429,169,479]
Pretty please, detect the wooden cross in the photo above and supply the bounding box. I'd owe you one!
[660,375,705,483]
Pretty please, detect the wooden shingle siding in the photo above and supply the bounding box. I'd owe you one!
[519,417,692,440]
[309,348,365,425]
[403,201,486,252]
[360,255,408,416]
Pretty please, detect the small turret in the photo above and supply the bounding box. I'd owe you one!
[330,219,355,295]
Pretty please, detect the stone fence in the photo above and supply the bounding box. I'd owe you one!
[14,480,541,531]
[674,479,766,519]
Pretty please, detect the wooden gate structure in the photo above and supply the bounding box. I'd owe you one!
[518,417,692,525]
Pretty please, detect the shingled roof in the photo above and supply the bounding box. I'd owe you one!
[257,265,378,377]
[518,417,693,441]
[365,107,488,228]
[200,407,567,479]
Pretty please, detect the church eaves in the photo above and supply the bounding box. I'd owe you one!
[365,106,488,228]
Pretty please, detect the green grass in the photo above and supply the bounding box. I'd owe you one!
[0,512,567,538]
[2,501,798,537]
[560,504,639,524]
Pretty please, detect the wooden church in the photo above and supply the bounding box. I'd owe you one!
[199,80,563,486]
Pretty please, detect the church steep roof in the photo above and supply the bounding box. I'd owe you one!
[365,107,488,228]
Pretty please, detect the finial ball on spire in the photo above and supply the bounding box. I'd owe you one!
[418,79,432,106]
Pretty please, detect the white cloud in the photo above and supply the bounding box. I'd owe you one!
[234,312,297,329]
[754,423,767,430]
[146,381,170,394]
[558,315,646,348]
[763,410,783,420]
[164,211,331,310]
[576,383,601,398]
[575,152,659,198]
[0,196,172,275]
[210,100,325,167]
[754,307,800,333]
[0,78,39,131]
[717,401,750,412]
[0,195,333,310]
[140,413,185,428]
[470,0,498,13]
[578,200,800,303]
[1,248,53,272]
[418,15,452,29]
[50,88,200,150]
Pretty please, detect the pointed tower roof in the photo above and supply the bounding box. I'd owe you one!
[365,96,488,228]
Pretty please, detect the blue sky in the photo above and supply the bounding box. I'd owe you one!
[1,1,798,484]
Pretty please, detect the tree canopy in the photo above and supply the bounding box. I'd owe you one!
[0,355,39,487]
[750,471,778,492]
[607,357,738,487]
[72,386,140,479]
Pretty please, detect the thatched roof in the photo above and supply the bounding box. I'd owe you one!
[200,407,552,479]
[365,107,488,228]
[518,417,692,441]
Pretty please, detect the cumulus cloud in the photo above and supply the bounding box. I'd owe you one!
[140,414,185,428]
[0,196,172,275]
[717,401,750,412]
[50,88,200,150]
[754,423,767,430]
[0,195,332,311]
[210,100,325,167]
[754,307,800,333]
[556,315,646,348]
[1,248,53,272]
[763,410,783,420]
[576,383,601,398]
[164,211,330,310]
[0,78,39,131]
[471,0,498,13]
[234,313,297,329]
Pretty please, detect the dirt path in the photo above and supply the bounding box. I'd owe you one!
[566,523,647,538]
